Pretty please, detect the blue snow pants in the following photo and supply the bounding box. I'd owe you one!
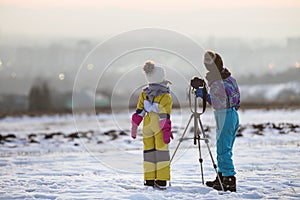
[214,107,239,177]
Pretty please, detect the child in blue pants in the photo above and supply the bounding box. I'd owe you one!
[196,50,240,192]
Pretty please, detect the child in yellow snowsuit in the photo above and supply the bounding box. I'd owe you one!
[131,60,173,189]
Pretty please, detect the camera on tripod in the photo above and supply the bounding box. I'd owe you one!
[189,77,207,110]
[171,76,223,190]
[190,77,205,89]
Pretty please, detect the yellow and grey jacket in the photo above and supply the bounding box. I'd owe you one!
[135,91,172,125]
[135,84,173,181]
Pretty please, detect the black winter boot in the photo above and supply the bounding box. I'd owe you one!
[213,176,236,192]
[206,172,223,187]
[144,180,155,186]
[154,180,167,189]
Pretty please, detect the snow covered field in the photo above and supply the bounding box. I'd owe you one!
[1,109,300,199]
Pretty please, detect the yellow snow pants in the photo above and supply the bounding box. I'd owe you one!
[143,112,170,181]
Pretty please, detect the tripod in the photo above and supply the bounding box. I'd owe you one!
[170,82,224,191]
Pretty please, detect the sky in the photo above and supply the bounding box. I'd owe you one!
[0,0,300,40]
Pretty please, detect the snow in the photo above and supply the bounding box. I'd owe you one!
[0,109,300,199]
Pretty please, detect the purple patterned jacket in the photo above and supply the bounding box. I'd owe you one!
[210,76,240,110]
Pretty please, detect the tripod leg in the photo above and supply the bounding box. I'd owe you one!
[170,114,193,162]
[196,128,205,185]
[198,117,224,191]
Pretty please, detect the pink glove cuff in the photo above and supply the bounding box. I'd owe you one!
[160,119,173,144]
[159,119,171,131]
[131,113,143,139]
[132,113,143,126]
[163,131,173,144]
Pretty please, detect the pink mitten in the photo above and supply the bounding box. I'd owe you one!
[160,119,173,144]
[131,113,143,139]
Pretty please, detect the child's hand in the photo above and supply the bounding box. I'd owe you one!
[196,88,204,98]
[163,131,173,144]
[196,88,212,104]
[131,113,143,139]
[131,125,137,139]
[160,119,173,144]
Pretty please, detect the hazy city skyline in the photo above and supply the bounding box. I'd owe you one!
[1,1,300,111]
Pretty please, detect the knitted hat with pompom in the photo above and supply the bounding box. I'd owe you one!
[143,60,166,84]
